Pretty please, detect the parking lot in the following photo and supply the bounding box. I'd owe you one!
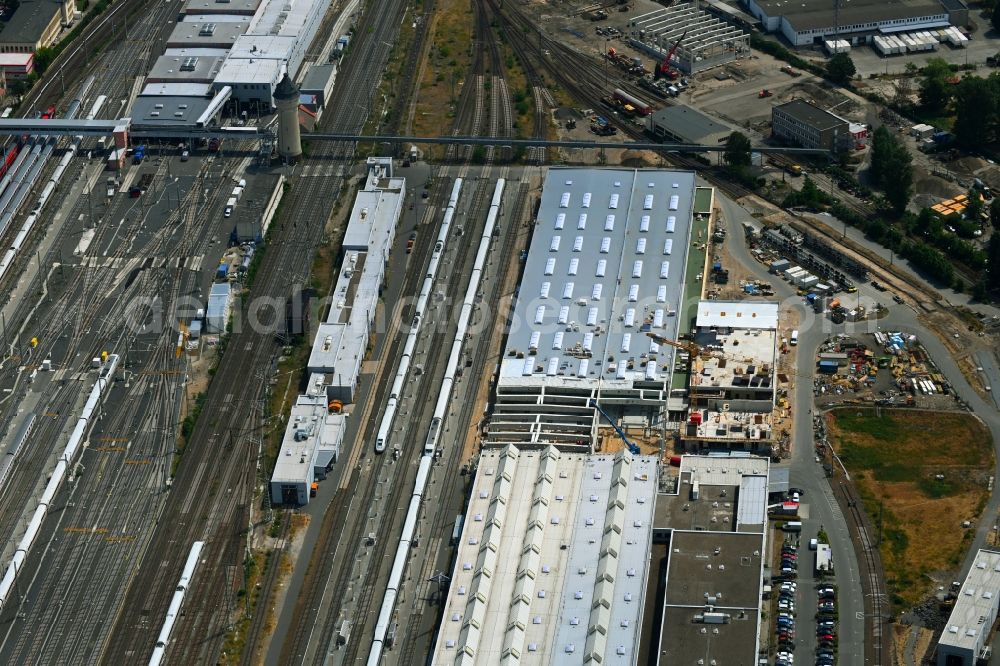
[773,528,840,665]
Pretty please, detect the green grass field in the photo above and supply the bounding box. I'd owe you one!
[829,408,992,609]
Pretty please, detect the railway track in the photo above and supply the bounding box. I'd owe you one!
[446,0,514,163]
[839,479,889,666]
[391,174,526,664]
[338,177,496,666]
[277,166,454,663]
[99,0,416,662]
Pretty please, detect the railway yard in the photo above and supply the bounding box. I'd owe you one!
[1,0,1000,664]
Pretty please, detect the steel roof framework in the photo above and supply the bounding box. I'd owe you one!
[628,3,749,73]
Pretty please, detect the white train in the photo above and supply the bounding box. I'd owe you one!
[0,354,119,611]
[0,76,90,282]
[0,132,79,283]
[366,179,505,665]
[375,178,464,454]
[149,540,205,666]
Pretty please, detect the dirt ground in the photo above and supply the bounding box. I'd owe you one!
[828,408,993,609]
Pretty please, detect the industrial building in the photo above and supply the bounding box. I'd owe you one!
[431,446,659,665]
[936,549,1000,666]
[0,0,74,53]
[305,162,403,399]
[627,3,750,74]
[651,455,768,665]
[166,19,250,49]
[647,105,734,145]
[300,64,338,110]
[683,301,779,453]
[772,99,856,152]
[132,0,332,130]
[270,158,403,506]
[212,0,329,102]
[485,168,697,451]
[744,0,966,46]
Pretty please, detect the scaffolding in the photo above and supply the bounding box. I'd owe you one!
[628,3,750,74]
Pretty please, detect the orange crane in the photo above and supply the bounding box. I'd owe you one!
[653,31,686,81]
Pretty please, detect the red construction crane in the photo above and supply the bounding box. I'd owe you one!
[654,31,687,81]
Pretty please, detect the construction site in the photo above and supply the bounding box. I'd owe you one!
[626,3,751,75]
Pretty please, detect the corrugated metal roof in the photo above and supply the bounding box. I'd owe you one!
[499,168,695,393]
[736,474,767,528]
[433,447,657,665]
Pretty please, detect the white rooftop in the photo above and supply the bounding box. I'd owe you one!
[432,446,657,666]
[681,454,769,486]
[499,168,696,393]
[0,53,33,66]
[307,173,404,382]
[213,56,283,87]
[695,300,779,330]
[270,395,345,484]
[140,82,213,97]
[939,549,1000,653]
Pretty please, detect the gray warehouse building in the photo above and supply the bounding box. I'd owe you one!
[937,549,1000,666]
[772,99,850,152]
[487,168,696,451]
[647,105,734,145]
[744,0,965,46]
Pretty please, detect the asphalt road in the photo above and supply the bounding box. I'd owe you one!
[716,193,866,663]
[718,190,1000,663]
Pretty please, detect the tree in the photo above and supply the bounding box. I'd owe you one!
[919,58,953,113]
[33,47,55,75]
[953,75,1000,148]
[972,280,990,302]
[870,126,913,215]
[988,232,1000,289]
[825,53,856,86]
[990,198,1000,227]
[966,189,984,222]
[723,131,752,169]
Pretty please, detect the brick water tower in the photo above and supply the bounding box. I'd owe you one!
[273,73,302,162]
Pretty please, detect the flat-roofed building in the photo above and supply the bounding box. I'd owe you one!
[166,19,249,48]
[936,549,1000,666]
[147,53,227,84]
[745,0,963,46]
[0,53,35,77]
[431,446,658,665]
[646,454,769,665]
[212,0,328,102]
[486,168,697,451]
[0,0,74,53]
[647,104,734,145]
[270,158,402,505]
[772,99,851,152]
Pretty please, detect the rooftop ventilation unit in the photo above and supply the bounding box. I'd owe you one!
[199,23,217,36]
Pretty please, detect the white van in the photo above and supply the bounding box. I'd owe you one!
[790,330,799,346]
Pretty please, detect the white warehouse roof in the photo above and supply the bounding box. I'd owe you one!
[939,549,1000,655]
[432,446,657,666]
[499,168,696,392]
[695,300,779,330]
